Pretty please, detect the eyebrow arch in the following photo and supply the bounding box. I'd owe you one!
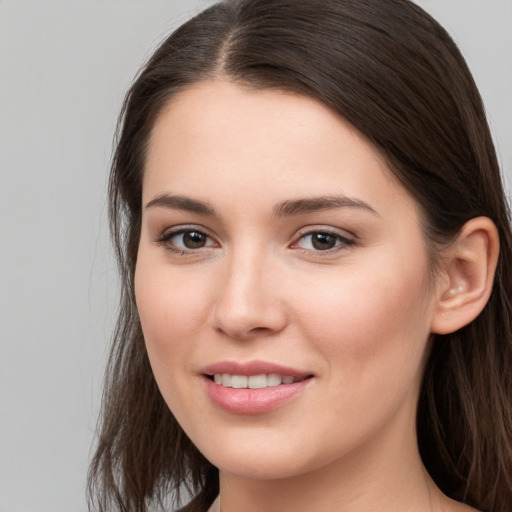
[145,193,378,218]
[273,196,378,217]
[145,194,215,215]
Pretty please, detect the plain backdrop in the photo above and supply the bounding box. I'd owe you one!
[0,1,510,511]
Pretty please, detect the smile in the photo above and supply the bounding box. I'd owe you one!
[201,361,314,414]
[212,373,305,389]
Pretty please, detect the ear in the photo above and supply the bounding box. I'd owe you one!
[430,217,499,335]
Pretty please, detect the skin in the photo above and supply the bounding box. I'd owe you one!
[135,80,478,512]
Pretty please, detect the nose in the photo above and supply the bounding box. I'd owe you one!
[209,249,288,340]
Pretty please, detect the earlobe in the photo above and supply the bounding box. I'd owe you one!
[430,217,499,335]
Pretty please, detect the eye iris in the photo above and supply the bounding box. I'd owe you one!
[183,231,206,249]
[312,232,336,250]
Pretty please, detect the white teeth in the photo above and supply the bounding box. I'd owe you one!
[231,375,248,388]
[267,373,282,386]
[212,373,299,389]
[248,374,267,389]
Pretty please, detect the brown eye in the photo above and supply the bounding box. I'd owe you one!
[311,233,337,250]
[157,228,216,252]
[295,230,355,252]
[182,231,208,249]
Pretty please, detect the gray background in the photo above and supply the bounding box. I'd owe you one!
[0,1,510,511]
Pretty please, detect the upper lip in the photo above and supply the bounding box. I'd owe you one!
[200,360,313,378]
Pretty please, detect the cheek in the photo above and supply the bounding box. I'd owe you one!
[134,261,215,433]
[288,262,433,455]
[293,259,433,381]
[134,260,211,376]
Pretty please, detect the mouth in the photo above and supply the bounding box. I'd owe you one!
[208,373,310,389]
[200,361,314,414]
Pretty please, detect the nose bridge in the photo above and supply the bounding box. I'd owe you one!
[210,241,286,339]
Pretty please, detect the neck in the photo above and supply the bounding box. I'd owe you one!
[219,456,436,512]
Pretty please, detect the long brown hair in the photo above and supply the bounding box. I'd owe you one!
[88,1,512,511]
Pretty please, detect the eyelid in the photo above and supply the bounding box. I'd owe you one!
[153,224,356,256]
[154,225,219,252]
[290,226,357,253]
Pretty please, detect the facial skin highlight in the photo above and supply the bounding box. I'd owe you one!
[135,81,461,511]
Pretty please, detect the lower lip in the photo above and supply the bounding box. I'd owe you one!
[204,377,312,414]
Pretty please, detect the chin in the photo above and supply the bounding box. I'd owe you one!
[191,427,345,482]
[211,452,313,481]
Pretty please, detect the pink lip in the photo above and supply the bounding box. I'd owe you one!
[200,360,311,378]
[200,360,314,415]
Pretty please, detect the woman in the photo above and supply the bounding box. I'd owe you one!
[88,1,512,511]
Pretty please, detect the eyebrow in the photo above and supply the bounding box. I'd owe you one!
[145,193,378,217]
[273,196,378,217]
[145,194,215,215]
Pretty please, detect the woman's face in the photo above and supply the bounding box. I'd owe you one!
[135,81,441,480]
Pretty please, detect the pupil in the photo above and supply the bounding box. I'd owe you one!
[312,233,336,250]
[184,231,206,249]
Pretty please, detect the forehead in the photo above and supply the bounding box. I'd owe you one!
[143,80,416,218]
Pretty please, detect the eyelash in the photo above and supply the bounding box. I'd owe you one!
[292,229,356,255]
[155,227,217,255]
[155,227,356,256]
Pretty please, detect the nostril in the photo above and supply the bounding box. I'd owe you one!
[248,326,271,334]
